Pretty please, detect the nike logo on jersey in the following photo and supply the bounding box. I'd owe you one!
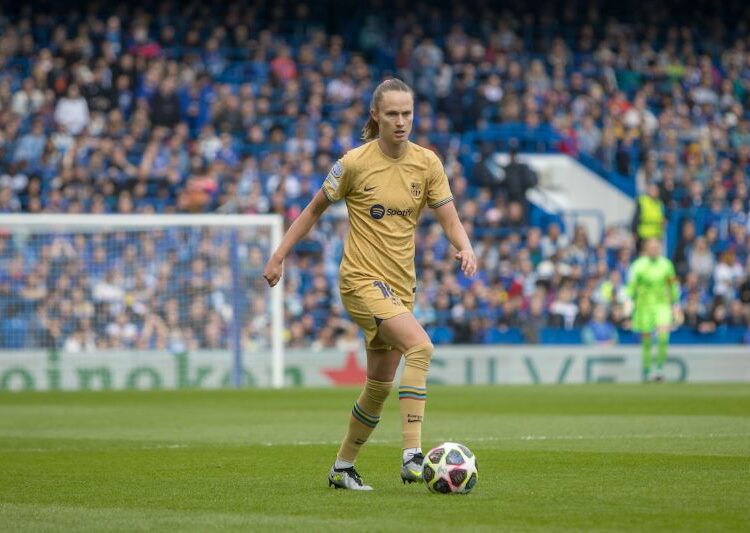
[364,185,377,192]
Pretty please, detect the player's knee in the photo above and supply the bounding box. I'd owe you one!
[364,378,392,403]
[403,342,434,372]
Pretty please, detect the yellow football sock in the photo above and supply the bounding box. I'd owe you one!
[399,342,434,450]
[336,378,392,463]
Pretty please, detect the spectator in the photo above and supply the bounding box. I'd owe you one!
[574,297,594,328]
[472,142,503,199]
[672,219,696,279]
[0,186,21,213]
[728,300,746,328]
[63,321,97,353]
[594,270,627,308]
[54,84,90,135]
[739,257,750,305]
[270,45,298,84]
[576,116,601,155]
[12,78,44,118]
[0,0,748,350]
[150,77,181,129]
[502,147,539,207]
[541,223,569,259]
[713,250,743,302]
[688,237,715,287]
[13,119,47,166]
[521,291,549,344]
[549,284,579,330]
[581,304,618,345]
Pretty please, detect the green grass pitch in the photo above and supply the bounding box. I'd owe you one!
[1,384,749,532]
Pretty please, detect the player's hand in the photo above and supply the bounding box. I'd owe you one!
[455,249,477,278]
[672,304,684,327]
[263,255,283,287]
[622,300,634,317]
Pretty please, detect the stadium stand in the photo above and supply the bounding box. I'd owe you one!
[0,0,749,349]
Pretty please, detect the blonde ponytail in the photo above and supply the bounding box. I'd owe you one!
[361,78,414,142]
[361,116,380,142]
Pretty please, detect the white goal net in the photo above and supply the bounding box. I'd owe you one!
[0,214,284,390]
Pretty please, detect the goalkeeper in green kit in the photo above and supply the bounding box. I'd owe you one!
[625,238,683,382]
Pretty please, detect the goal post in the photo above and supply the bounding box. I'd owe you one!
[0,214,285,389]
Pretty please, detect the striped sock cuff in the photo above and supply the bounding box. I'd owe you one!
[398,385,427,401]
[351,402,380,428]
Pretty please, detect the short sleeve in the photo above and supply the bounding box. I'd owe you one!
[425,153,454,209]
[321,158,350,202]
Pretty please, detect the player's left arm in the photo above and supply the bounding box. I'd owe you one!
[433,201,477,277]
[426,153,476,277]
[668,276,680,304]
[666,260,683,323]
[665,259,681,303]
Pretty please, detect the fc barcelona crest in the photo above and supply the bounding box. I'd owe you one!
[410,181,422,198]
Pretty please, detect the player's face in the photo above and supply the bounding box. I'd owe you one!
[374,90,413,145]
[645,239,661,258]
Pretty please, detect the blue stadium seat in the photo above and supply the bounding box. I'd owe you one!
[428,326,455,345]
[1,317,29,349]
[483,327,524,344]
[540,328,584,344]
[671,327,746,345]
[2,3,748,352]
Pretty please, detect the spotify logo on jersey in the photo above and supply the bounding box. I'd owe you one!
[370,204,386,219]
[370,204,414,219]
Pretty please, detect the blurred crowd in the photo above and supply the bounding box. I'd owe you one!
[1,0,750,350]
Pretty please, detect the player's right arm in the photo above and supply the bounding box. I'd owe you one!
[623,259,640,316]
[264,157,350,287]
[263,190,332,287]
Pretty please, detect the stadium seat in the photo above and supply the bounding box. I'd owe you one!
[1,317,29,349]
[483,327,524,344]
[428,326,455,345]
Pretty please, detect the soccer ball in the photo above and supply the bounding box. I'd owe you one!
[422,442,478,494]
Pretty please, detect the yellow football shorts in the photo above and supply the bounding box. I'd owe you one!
[340,280,413,351]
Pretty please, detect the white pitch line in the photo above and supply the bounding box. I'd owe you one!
[258,432,750,447]
[4,433,749,452]
[260,440,340,447]
[469,432,750,442]
[2,443,193,453]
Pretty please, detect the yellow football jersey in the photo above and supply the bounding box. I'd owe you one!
[322,140,453,301]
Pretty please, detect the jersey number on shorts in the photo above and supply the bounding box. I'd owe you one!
[373,280,395,298]
[373,280,402,306]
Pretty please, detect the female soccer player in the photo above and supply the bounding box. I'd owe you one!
[263,78,476,490]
